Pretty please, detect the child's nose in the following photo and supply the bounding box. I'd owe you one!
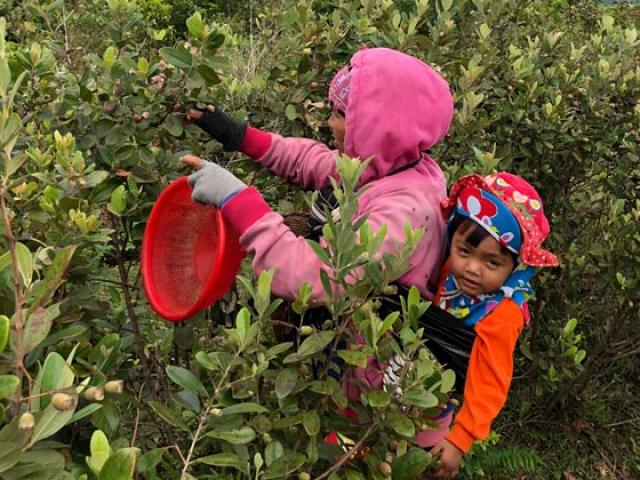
[465,259,482,276]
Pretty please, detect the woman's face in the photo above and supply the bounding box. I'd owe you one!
[328,110,346,152]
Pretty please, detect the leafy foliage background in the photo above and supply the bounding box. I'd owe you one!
[0,0,638,478]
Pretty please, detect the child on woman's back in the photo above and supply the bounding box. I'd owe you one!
[406,172,558,478]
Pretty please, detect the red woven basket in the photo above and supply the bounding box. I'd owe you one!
[142,177,245,322]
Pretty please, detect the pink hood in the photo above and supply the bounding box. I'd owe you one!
[342,48,454,185]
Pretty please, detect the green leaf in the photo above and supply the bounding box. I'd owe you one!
[159,47,193,69]
[345,469,366,480]
[194,351,218,370]
[30,400,77,445]
[68,403,103,425]
[297,331,336,358]
[263,452,306,480]
[275,368,298,399]
[197,453,247,473]
[186,12,205,39]
[265,441,284,466]
[235,307,251,345]
[285,104,297,121]
[379,311,399,337]
[0,251,10,273]
[196,65,220,86]
[337,349,369,368]
[303,410,320,436]
[402,387,438,409]
[166,366,207,397]
[137,448,167,475]
[387,412,415,438]
[32,351,74,411]
[0,375,19,400]
[26,245,77,316]
[221,403,269,416]
[1,448,65,479]
[391,447,431,479]
[206,426,256,444]
[307,240,331,265]
[2,112,22,156]
[22,307,53,353]
[87,453,109,477]
[103,46,116,69]
[266,342,293,359]
[0,441,21,473]
[367,390,391,408]
[282,9,299,26]
[91,430,112,457]
[0,56,11,93]
[206,32,225,51]
[163,114,184,137]
[99,447,139,480]
[440,369,456,393]
[148,401,190,432]
[6,153,28,177]
[108,185,126,215]
[0,315,8,353]
[15,242,33,287]
[26,323,87,368]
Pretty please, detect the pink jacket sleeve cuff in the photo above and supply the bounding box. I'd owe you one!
[446,425,475,453]
[221,187,272,234]
[238,127,272,159]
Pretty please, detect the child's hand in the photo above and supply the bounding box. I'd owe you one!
[432,438,463,479]
[180,154,205,170]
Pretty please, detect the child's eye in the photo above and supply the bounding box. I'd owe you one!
[487,259,502,269]
[457,246,470,256]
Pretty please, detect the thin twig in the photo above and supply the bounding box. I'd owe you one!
[90,277,141,290]
[107,212,148,371]
[0,187,26,410]
[131,381,145,447]
[603,417,640,428]
[181,405,211,476]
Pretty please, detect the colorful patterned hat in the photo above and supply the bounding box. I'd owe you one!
[442,172,558,267]
[328,64,352,114]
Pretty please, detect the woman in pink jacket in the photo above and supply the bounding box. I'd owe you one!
[182,47,454,304]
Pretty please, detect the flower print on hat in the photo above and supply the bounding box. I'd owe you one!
[454,186,523,255]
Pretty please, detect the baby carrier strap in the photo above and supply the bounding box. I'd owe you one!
[418,305,476,393]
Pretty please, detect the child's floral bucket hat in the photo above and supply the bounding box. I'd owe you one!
[441,172,559,268]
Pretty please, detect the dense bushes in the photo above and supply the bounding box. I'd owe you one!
[0,0,638,478]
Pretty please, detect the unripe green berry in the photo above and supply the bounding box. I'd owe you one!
[104,380,124,394]
[19,412,35,432]
[52,392,75,411]
[83,386,104,402]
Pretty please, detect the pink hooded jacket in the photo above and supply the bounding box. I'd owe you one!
[222,48,454,302]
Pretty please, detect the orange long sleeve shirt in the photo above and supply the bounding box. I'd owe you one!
[433,265,525,453]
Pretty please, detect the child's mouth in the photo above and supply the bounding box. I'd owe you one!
[461,278,480,291]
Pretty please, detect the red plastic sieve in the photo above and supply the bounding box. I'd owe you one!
[142,177,245,322]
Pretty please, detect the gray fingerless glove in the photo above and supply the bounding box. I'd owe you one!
[187,161,246,208]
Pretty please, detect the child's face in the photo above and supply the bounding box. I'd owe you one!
[449,228,515,297]
[328,110,345,152]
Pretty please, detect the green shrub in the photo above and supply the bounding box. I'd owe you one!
[0,0,638,477]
